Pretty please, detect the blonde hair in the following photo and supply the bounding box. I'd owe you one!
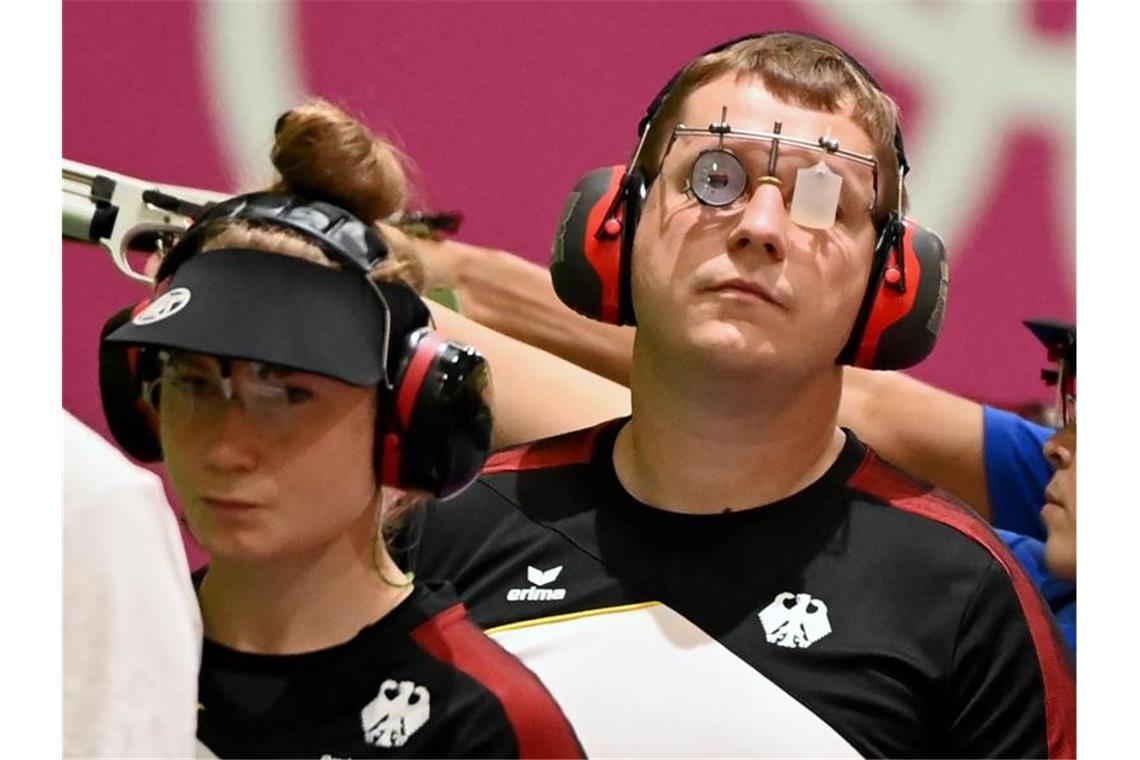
[200,99,425,291]
[636,33,907,224]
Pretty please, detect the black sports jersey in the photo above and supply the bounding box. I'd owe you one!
[409,420,1076,758]
[196,581,583,758]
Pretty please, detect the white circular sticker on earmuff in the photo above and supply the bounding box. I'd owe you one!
[132,288,192,325]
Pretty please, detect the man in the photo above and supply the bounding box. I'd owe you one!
[409,32,1074,757]
[1040,420,1077,584]
[993,320,1077,650]
[410,215,1078,652]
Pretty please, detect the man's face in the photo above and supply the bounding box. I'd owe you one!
[1041,423,1076,581]
[630,74,879,377]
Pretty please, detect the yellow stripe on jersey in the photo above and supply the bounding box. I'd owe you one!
[485,601,661,635]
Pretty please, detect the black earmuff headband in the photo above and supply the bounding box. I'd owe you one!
[156,191,389,281]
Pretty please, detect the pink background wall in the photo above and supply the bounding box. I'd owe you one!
[64,2,1075,549]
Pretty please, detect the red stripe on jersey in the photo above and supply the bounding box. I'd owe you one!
[848,449,1076,759]
[410,603,583,758]
[483,422,609,474]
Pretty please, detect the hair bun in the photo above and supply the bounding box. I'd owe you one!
[271,100,407,224]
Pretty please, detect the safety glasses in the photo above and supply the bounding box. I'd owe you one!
[143,352,321,438]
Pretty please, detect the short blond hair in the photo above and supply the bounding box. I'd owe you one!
[636,33,907,224]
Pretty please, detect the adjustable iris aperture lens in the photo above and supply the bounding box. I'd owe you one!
[689,149,748,207]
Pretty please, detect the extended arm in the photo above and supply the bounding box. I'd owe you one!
[839,367,991,519]
[426,300,630,451]
[413,235,635,387]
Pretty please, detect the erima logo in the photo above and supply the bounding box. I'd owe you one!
[506,565,566,602]
[528,565,562,585]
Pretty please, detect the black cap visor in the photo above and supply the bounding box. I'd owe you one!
[105,249,427,386]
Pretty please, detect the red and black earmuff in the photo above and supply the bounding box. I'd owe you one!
[549,32,948,371]
[98,192,492,499]
[99,303,164,463]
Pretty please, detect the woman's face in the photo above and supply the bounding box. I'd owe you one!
[156,352,380,562]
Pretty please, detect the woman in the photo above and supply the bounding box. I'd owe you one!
[99,101,582,758]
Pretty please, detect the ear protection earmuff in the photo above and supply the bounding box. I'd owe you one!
[550,32,948,370]
[99,191,493,499]
[99,305,163,462]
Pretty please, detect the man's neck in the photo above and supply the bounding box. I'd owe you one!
[614,354,847,514]
[198,512,412,655]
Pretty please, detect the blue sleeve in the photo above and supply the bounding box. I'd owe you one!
[982,406,1053,540]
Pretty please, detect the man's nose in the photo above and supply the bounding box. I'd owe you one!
[1042,438,1073,470]
[726,182,788,261]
